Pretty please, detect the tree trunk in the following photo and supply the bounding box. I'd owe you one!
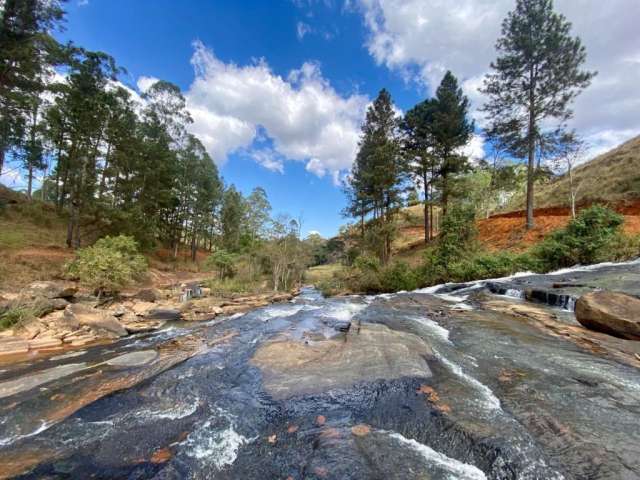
[27,163,33,200]
[422,171,429,244]
[0,148,4,177]
[526,68,536,230]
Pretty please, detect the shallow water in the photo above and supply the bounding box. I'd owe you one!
[0,263,639,479]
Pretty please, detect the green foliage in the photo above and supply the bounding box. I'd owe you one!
[0,305,36,331]
[66,235,147,293]
[433,204,478,266]
[342,256,418,294]
[205,249,238,279]
[532,205,624,269]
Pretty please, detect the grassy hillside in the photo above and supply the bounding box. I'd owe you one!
[509,134,640,211]
[0,186,211,292]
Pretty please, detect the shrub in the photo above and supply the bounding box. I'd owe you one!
[0,305,36,331]
[205,249,238,279]
[433,204,478,267]
[532,205,624,270]
[66,235,147,295]
[446,251,542,283]
[379,261,419,292]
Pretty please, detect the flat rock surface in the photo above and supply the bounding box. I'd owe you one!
[576,291,640,340]
[251,323,432,399]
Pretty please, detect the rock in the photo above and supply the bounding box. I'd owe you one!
[28,337,63,350]
[133,289,160,303]
[575,291,640,340]
[351,424,371,437]
[200,287,211,297]
[130,301,156,316]
[110,305,129,317]
[64,304,128,338]
[0,339,29,356]
[145,308,181,322]
[23,281,77,299]
[120,313,167,334]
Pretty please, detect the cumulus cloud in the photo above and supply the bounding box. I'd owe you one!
[184,41,369,180]
[355,0,640,157]
[136,76,160,93]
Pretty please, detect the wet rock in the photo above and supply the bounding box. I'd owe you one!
[23,281,77,299]
[105,350,158,367]
[145,308,181,322]
[64,304,128,338]
[251,323,432,399]
[576,291,640,340]
[351,424,371,437]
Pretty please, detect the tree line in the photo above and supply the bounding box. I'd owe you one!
[344,0,595,264]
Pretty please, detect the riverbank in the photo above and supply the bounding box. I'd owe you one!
[0,280,299,365]
[1,261,639,478]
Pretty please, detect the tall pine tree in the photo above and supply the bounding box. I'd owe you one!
[481,0,595,229]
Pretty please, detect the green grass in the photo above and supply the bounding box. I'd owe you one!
[0,305,36,331]
[305,264,345,285]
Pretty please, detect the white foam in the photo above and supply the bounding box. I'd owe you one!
[183,408,255,469]
[546,257,640,276]
[321,302,367,322]
[0,420,52,447]
[406,315,451,344]
[433,349,501,411]
[388,432,487,480]
[144,398,200,420]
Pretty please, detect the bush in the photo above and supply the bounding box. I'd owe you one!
[205,249,239,279]
[445,251,542,283]
[379,261,419,292]
[0,305,36,331]
[66,235,147,295]
[532,205,624,270]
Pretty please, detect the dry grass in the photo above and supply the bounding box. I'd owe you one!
[305,264,345,285]
[507,134,640,211]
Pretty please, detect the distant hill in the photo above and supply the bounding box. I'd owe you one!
[510,134,640,211]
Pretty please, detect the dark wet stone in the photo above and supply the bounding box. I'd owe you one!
[146,309,182,321]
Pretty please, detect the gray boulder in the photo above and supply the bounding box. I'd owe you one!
[575,291,640,340]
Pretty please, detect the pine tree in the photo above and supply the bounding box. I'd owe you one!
[345,88,403,263]
[481,0,595,229]
[431,71,474,217]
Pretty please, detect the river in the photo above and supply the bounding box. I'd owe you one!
[1,262,639,479]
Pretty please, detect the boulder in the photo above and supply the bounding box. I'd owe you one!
[133,288,161,303]
[145,308,181,322]
[64,304,128,338]
[23,281,77,299]
[575,291,640,340]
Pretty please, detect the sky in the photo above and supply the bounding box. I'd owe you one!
[2,0,639,237]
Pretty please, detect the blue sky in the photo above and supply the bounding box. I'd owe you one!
[3,0,638,237]
[52,0,427,238]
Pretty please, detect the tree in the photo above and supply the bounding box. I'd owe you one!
[220,185,245,252]
[345,88,403,263]
[244,187,271,241]
[553,133,586,218]
[481,0,595,229]
[430,72,474,217]
[0,0,66,175]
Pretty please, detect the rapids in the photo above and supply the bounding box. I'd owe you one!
[0,262,639,479]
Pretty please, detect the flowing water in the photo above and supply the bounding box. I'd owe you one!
[1,264,640,479]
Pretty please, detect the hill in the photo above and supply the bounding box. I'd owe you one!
[510,134,640,211]
[0,186,212,292]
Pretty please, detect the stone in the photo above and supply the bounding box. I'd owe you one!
[251,323,432,399]
[133,289,160,302]
[145,308,181,322]
[575,291,640,340]
[28,337,63,350]
[0,339,29,356]
[131,301,156,316]
[23,281,77,299]
[64,304,128,338]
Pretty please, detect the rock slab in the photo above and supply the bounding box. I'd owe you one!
[575,291,640,340]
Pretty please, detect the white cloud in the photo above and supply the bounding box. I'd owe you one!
[77,0,89,6]
[184,41,369,180]
[297,21,312,40]
[355,0,640,157]
[248,147,285,173]
[136,76,160,93]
